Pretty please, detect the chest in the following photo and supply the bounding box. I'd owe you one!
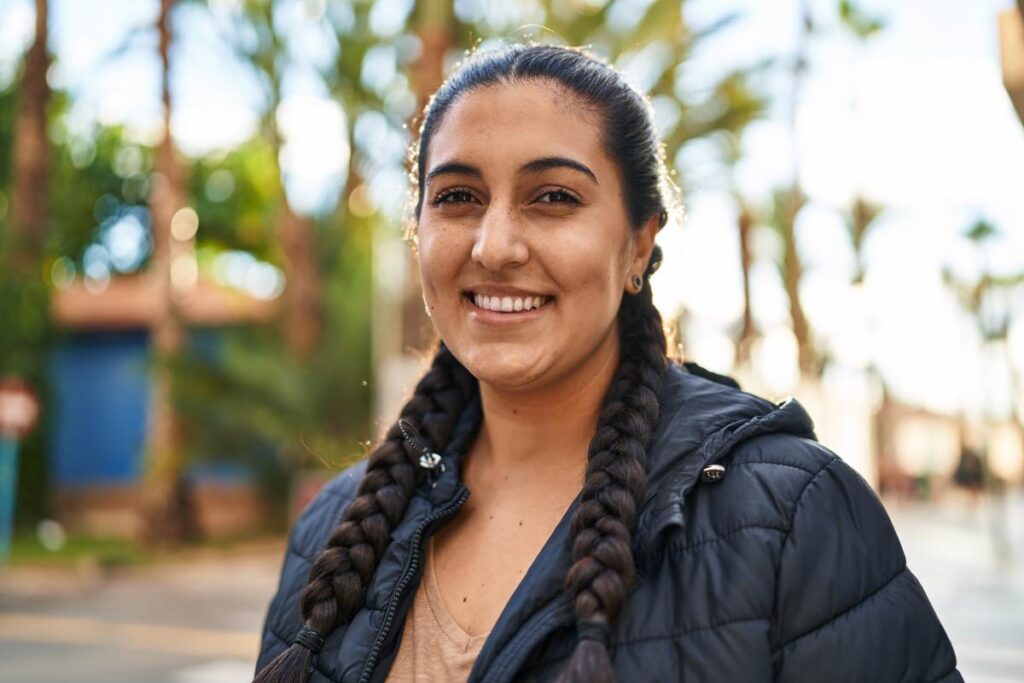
[430,480,578,638]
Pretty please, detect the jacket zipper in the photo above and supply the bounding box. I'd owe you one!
[357,486,470,683]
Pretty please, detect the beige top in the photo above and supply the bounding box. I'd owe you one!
[385,537,490,682]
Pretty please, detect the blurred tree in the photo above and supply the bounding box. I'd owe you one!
[720,132,760,368]
[216,0,323,358]
[844,196,882,285]
[0,0,53,529]
[838,0,884,39]
[942,220,1024,362]
[837,0,886,285]
[771,0,818,379]
[163,0,380,500]
[942,218,1024,557]
[9,0,50,260]
[2,0,52,370]
[766,185,815,376]
[188,138,278,257]
[140,0,198,546]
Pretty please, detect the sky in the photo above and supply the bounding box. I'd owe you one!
[1,0,1023,420]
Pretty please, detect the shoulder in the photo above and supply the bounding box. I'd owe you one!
[286,458,367,567]
[680,430,856,551]
[256,459,367,668]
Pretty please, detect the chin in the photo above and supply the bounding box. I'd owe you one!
[452,343,549,390]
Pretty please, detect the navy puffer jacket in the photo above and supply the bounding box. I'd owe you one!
[256,362,962,682]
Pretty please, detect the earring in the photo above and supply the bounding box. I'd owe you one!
[631,274,643,292]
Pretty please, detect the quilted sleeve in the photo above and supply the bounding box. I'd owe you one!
[770,453,962,682]
[254,462,366,674]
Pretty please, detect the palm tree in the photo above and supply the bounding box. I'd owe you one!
[714,75,770,368]
[837,0,886,285]
[942,219,1024,560]
[767,185,816,377]
[3,0,52,531]
[9,0,50,260]
[766,0,817,380]
[140,0,196,545]
[217,0,323,358]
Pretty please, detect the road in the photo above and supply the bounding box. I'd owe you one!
[0,543,282,683]
[1,493,1022,683]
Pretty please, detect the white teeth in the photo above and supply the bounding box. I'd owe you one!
[471,293,550,312]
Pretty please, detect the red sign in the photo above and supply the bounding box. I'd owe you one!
[0,378,39,439]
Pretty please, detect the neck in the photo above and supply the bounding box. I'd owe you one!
[471,326,621,483]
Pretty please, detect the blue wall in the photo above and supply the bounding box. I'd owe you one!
[49,331,150,486]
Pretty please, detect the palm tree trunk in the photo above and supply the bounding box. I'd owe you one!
[785,0,815,378]
[254,2,324,359]
[735,203,756,367]
[10,0,50,260]
[278,202,323,357]
[781,187,814,376]
[140,0,196,546]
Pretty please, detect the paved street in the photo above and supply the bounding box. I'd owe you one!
[0,494,1022,683]
[889,491,1024,683]
[0,542,283,683]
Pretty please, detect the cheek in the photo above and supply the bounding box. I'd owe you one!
[417,225,466,301]
[552,235,627,303]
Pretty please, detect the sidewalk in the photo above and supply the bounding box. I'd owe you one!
[0,539,286,683]
[889,490,1024,683]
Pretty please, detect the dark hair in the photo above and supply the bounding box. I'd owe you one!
[255,43,671,683]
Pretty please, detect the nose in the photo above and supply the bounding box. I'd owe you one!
[471,203,529,272]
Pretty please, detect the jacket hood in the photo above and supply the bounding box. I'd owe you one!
[636,361,817,551]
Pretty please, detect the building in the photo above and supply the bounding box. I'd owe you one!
[48,273,277,538]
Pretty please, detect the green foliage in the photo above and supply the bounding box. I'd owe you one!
[48,107,150,266]
[171,215,374,477]
[0,73,53,528]
[189,138,281,257]
[838,0,885,40]
[9,532,147,568]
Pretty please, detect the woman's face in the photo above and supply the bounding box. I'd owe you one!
[415,80,655,391]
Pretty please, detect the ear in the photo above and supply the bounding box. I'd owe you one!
[626,213,660,288]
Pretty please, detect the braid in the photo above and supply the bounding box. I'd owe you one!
[557,246,668,683]
[253,342,478,683]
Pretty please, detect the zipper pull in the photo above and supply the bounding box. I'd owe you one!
[398,418,446,486]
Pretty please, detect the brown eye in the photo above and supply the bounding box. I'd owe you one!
[536,189,580,204]
[432,188,475,205]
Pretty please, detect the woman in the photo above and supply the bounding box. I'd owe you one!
[254,45,961,683]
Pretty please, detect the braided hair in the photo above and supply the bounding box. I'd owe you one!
[254,44,674,683]
[253,345,478,682]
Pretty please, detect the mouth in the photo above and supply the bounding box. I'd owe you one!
[462,291,555,316]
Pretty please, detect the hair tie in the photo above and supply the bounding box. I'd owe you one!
[293,623,325,654]
[576,620,611,646]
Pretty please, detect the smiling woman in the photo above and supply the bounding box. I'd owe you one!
[253,45,961,683]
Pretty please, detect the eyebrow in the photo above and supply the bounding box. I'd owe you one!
[424,156,599,187]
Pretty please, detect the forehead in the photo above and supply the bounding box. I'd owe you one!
[424,80,615,181]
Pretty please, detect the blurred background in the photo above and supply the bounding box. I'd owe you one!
[0,0,1022,681]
